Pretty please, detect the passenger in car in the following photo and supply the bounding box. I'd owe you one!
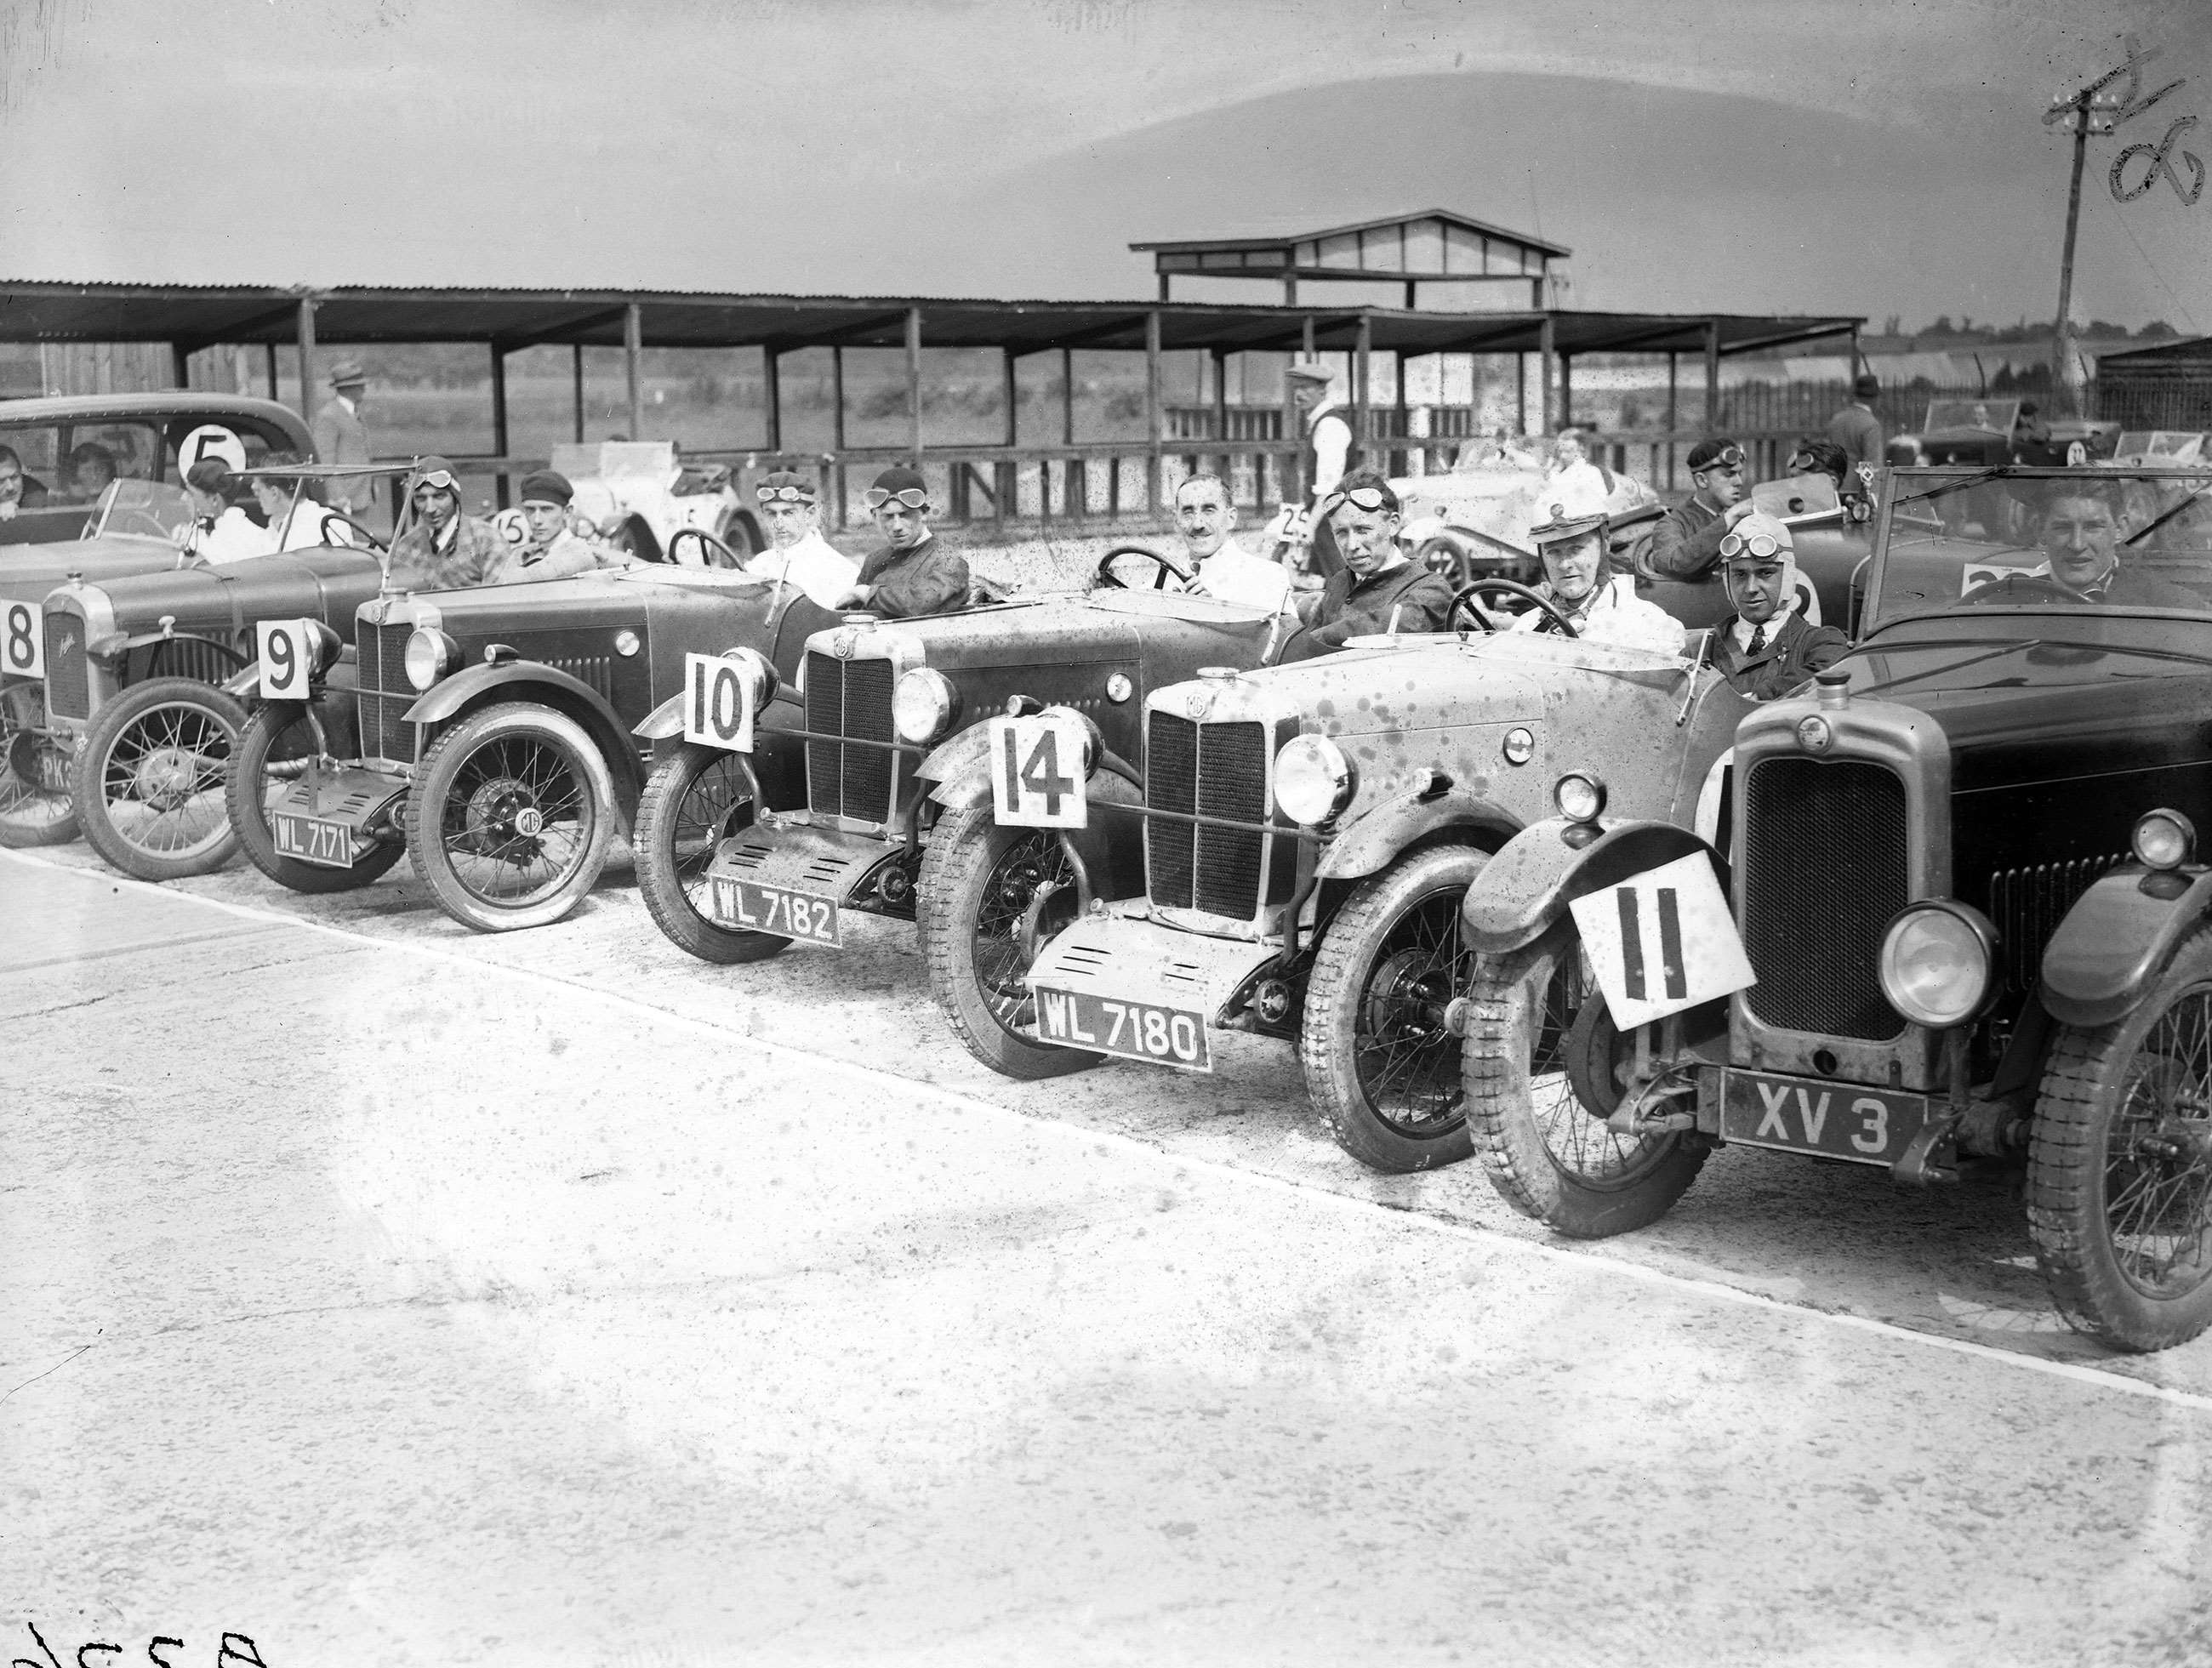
[384,456,510,590]
[1964,482,2202,609]
[1514,481,1687,653]
[1281,470,1454,658]
[0,446,48,519]
[832,466,969,618]
[1645,437,1756,580]
[1707,513,1850,699]
[496,470,632,582]
[180,459,276,566]
[66,443,118,502]
[741,470,858,610]
[249,454,353,550]
[1168,472,1291,612]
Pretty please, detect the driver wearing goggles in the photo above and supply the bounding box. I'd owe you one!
[830,465,969,618]
[1280,470,1455,660]
[385,455,515,591]
[1708,512,1849,700]
[740,470,858,610]
[1646,436,1759,581]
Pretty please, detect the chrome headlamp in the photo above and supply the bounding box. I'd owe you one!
[1553,771,1606,824]
[2133,808,2196,871]
[1274,734,1354,825]
[403,628,459,692]
[720,644,781,709]
[892,667,961,744]
[1878,900,1999,1029]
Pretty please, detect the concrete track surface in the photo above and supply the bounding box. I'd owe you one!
[6,842,2212,1668]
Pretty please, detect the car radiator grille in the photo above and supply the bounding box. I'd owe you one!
[1983,855,2124,999]
[43,612,88,719]
[1739,756,1909,1040]
[803,650,897,824]
[354,621,419,762]
[142,635,237,685]
[1144,711,1278,919]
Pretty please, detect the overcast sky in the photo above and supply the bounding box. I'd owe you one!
[3,0,2208,331]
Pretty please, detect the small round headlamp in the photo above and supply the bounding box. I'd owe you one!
[1796,715,1832,753]
[1554,771,1606,824]
[2133,808,2196,871]
[403,628,459,692]
[1878,901,1998,1029]
[1038,704,1103,774]
[1274,734,1355,825]
[892,667,961,744]
[1502,727,1535,766]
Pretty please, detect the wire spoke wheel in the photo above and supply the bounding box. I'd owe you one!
[74,677,247,880]
[969,829,1078,1031]
[226,697,402,894]
[0,680,78,846]
[632,743,788,964]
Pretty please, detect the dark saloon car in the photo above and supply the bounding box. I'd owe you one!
[1457,463,2212,1352]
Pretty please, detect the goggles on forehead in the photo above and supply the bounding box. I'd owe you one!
[1321,487,1394,516]
[1719,530,1787,562]
[756,483,817,504]
[864,486,929,510]
[412,470,459,493]
[1696,446,1747,474]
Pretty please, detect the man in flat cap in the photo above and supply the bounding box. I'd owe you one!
[1515,478,1685,653]
[832,466,969,618]
[742,470,858,609]
[1645,436,1757,581]
[384,457,512,591]
[493,470,630,582]
[1280,469,1454,660]
[312,361,375,527]
[1707,512,1849,699]
[1286,361,1354,578]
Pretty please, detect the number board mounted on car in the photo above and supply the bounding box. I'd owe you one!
[989,713,1088,828]
[1568,852,1756,1030]
[683,652,755,754]
[257,618,319,703]
[2,599,42,679]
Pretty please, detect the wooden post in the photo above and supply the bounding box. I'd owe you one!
[295,296,318,430]
[624,302,644,440]
[1000,348,1018,525]
[265,343,280,401]
[572,344,585,442]
[1353,313,1371,471]
[764,346,782,453]
[170,343,191,390]
[905,306,924,469]
[1144,309,1163,513]
[1158,272,1172,303]
[1283,275,1297,307]
[1516,352,1526,436]
[1703,318,1721,433]
[832,344,848,528]
[489,344,510,509]
[1211,346,1229,494]
[1559,355,1572,431]
[1061,345,1076,521]
[1537,313,1555,436]
[1394,349,1410,474]
[1402,280,1417,311]
[1667,350,1679,490]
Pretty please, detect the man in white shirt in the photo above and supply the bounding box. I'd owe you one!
[1513,479,1686,654]
[742,470,858,610]
[495,470,631,582]
[1166,472,1290,612]
[180,459,276,566]
[248,458,356,551]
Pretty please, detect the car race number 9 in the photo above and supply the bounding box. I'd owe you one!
[683,652,755,753]
[179,424,248,474]
[989,713,1087,828]
[1567,851,1757,1030]
[2,599,42,679]
[256,618,320,702]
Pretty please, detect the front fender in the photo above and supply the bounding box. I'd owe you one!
[1314,789,1520,882]
[223,663,260,700]
[2040,865,2212,1029]
[919,723,996,799]
[1461,817,1722,955]
[406,662,643,811]
[635,690,685,741]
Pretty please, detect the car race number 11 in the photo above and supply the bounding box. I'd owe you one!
[2,599,42,679]
[683,652,755,753]
[256,618,319,701]
[989,712,1087,828]
[1567,851,1757,1030]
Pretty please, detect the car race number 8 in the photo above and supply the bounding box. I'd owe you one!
[257,618,319,702]
[989,713,1087,828]
[683,652,755,753]
[1567,851,1757,1030]
[2,599,42,679]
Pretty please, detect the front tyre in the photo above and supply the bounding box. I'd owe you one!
[632,742,789,964]
[2029,928,2212,1352]
[1463,920,1708,1237]
[406,702,615,933]
[226,699,403,894]
[74,676,246,880]
[0,680,78,847]
[1301,845,1486,1172]
[918,804,1097,1079]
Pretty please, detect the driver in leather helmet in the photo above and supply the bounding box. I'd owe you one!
[1514,479,1687,652]
[1707,512,1850,699]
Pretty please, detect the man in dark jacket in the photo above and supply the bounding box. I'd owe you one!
[833,465,970,618]
[1282,469,1454,659]
[1707,512,1850,700]
[1826,372,1884,480]
[1646,437,1756,580]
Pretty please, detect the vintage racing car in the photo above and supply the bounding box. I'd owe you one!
[1394,451,1659,588]
[1001,588,1750,1168]
[228,532,844,931]
[1457,463,2212,1352]
[551,441,764,562]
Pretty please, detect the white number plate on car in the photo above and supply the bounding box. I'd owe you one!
[1030,985,1211,1072]
[271,811,354,869]
[710,877,840,945]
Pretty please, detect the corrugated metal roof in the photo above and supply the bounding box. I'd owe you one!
[1129,208,1571,259]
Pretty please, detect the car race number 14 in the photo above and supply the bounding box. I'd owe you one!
[683,652,755,753]
[256,618,319,701]
[2,599,42,679]
[1568,851,1756,1029]
[989,712,1087,828]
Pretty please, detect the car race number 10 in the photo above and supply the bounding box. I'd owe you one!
[683,652,755,753]
[256,618,320,702]
[1567,851,1757,1030]
[989,712,1087,828]
[2,600,42,679]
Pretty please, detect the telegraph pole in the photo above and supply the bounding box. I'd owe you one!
[2047,83,2119,412]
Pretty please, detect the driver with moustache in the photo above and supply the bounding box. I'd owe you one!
[1707,512,1850,699]
[1281,469,1454,660]
[1514,480,1686,652]
[1164,471,1291,612]
[1965,482,2200,609]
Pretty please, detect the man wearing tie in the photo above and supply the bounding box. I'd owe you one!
[1707,512,1850,700]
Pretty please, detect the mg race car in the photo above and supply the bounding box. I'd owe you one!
[1457,464,2212,1352]
[552,441,764,562]
[1006,584,1750,1170]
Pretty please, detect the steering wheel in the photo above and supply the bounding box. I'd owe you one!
[1962,574,2086,606]
[666,527,748,571]
[111,508,177,539]
[1448,577,1579,638]
[1095,544,1195,591]
[324,512,386,553]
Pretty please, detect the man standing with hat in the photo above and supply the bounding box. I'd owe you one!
[742,470,858,609]
[1826,372,1883,481]
[832,465,969,618]
[1646,436,1756,581]
[493,470,630,582]
[312,361,375,526]
[1286,361,1355,578]
[1707,512,1849,699]
[1515,478,1685,652]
